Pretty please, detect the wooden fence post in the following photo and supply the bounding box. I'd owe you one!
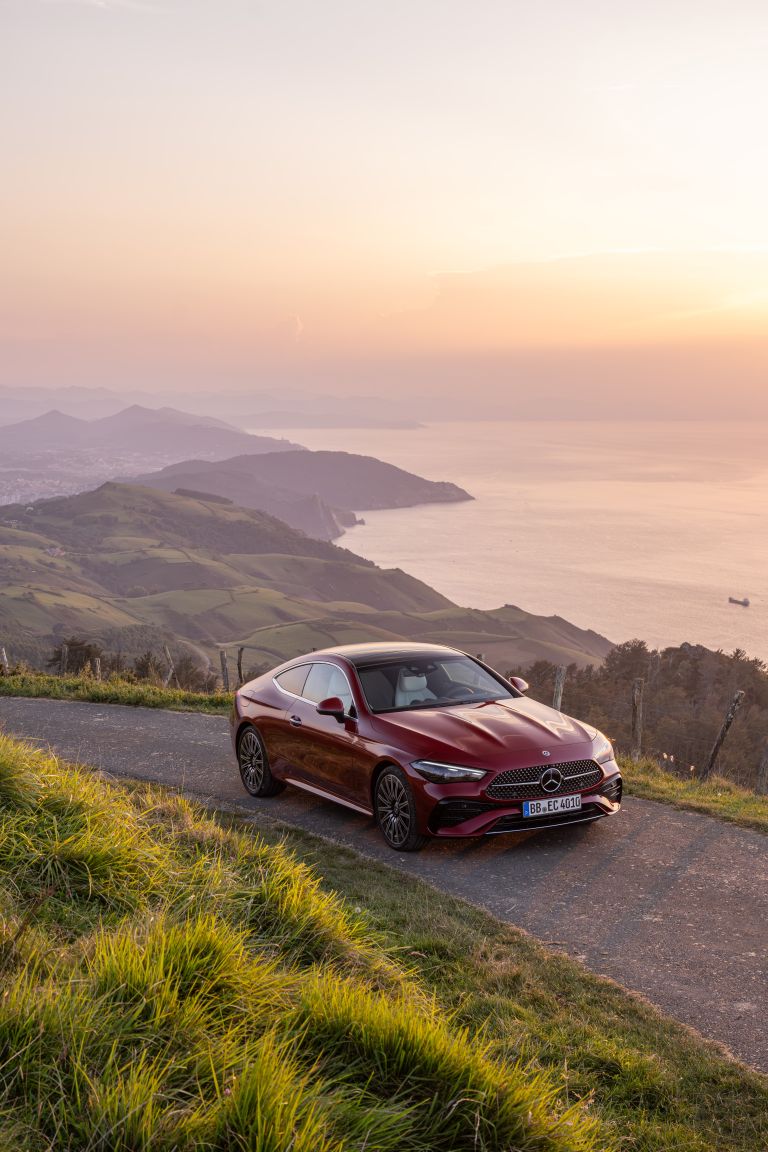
[552,665,566,711]
[60,643,69,676]
[219,650,231,692]
[0,646,9,674]
[92,657,101,681]
[631,678,644,761]
[237,647,245,687]
[701,689,745,781]
[756,747,768,796]
[163,645,178,689]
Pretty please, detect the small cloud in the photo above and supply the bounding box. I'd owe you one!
[271,315,305,344]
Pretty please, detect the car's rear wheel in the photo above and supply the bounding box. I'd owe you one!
[374,766,427,851]
[237,726,285,797]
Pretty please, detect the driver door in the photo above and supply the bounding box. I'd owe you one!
[284,662,366,804]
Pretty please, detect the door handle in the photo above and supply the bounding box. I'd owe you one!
[289,715,302,727]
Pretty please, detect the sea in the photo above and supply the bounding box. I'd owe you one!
[249,420,768,663]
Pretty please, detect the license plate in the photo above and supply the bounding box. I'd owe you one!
[523,794,582,818]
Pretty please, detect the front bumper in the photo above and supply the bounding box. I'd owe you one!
[427,772,622,837]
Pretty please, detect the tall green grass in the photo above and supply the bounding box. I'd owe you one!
[0,671,231,713]
[0,734,598,1151]
[619,755,768,833]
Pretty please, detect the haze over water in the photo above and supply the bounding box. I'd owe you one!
[257,421,768,662]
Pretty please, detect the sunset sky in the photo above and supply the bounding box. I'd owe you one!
[2,0,767,410]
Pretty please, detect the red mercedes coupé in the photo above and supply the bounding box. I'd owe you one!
[231,642,622,851]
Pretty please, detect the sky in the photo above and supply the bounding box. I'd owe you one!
[2,0,768,412]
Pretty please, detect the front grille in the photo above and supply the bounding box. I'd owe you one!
[486,759,603,800]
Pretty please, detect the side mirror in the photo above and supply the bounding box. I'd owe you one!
[316,695,346,723]
[509,676,529,694]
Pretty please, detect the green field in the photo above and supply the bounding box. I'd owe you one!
[0,483,612,670]
[0,732,765,1151]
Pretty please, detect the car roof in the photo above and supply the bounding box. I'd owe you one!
[301,642,466,668]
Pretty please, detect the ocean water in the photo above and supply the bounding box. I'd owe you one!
[250,421,768,661]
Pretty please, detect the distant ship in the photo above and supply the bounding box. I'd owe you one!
[728,596,750,607]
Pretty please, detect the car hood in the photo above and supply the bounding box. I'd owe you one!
[374,697,595,762]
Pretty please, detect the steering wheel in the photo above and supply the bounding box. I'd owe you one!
[445,685,471,699]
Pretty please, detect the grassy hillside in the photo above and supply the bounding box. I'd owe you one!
[133,447,472,511]
[0,732,597,1151]
[0,484,611,671]
[129,447,471,540]
[0,732,765,1151]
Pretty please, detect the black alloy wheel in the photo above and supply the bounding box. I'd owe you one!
[237,726,285,797]
[374,766,427,852]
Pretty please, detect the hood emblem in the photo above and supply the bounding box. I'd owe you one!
[541,750,551,757]
[540,766,563,793]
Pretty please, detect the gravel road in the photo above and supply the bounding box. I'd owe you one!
[1,695,766,1073]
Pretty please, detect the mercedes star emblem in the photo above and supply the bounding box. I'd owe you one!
[540,766,563,793]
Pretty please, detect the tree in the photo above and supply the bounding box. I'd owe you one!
[173,654,217,693]
[47,636,103,675]
[133,650,165,685]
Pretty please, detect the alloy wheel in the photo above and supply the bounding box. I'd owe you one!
[239,729,265,794]
[376,772,412,848]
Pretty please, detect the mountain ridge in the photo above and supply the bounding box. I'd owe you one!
[128,449,472,539]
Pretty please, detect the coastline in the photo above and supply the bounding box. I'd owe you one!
[248,420,768,662]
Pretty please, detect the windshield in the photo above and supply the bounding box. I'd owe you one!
[356,655,515,713]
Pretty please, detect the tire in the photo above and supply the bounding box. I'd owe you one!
[237,726,285,798]
[374,766,427,852]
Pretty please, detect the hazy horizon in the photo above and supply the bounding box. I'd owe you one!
[2,1,768,414]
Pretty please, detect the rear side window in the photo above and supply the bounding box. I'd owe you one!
[274,665,310,697]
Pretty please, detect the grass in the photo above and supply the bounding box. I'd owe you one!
[269,821,768,1152]
[0,671,231,714]
[619,755,768,834]
[0,735,765,1151]
[0,732,599,1152]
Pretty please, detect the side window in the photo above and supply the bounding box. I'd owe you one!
[303,663,334,704]
[303,663,353,710]
[274,665,310,697]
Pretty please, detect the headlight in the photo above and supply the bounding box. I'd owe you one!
[592,733,614,764]
[411,760,487,783]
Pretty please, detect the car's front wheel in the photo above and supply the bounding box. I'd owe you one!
[237,726,285,797]
[374,766,427,851]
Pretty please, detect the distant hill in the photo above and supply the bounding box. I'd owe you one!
[0,483,611,672]
[0,405,303,458]
[128,449,472,539]
[0,406,304,508]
